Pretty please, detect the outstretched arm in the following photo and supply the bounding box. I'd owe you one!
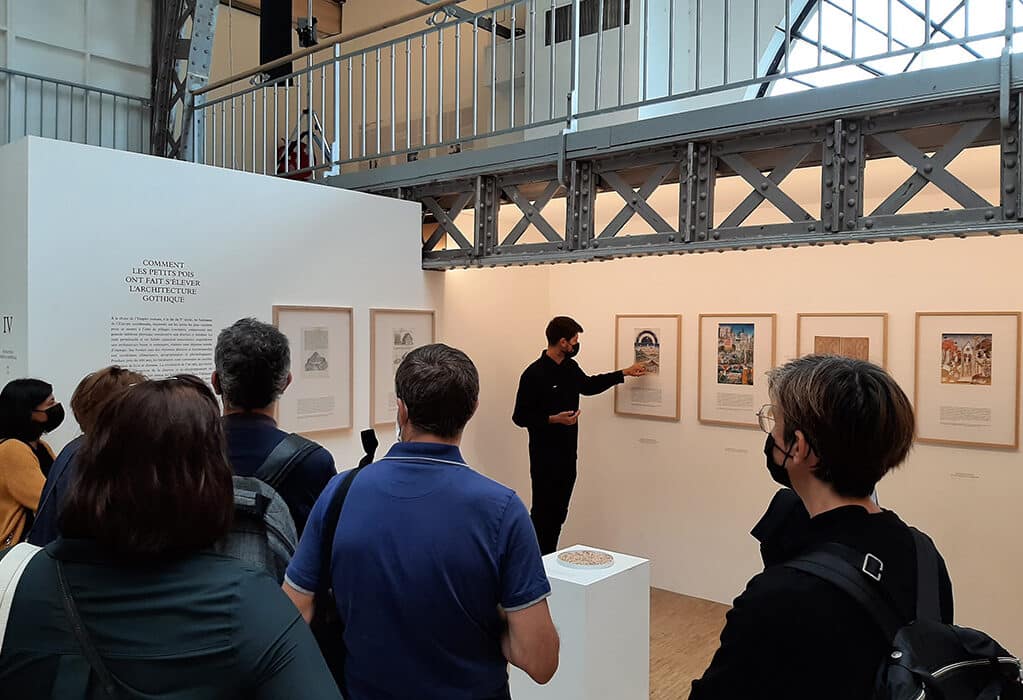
[573,360,648,396]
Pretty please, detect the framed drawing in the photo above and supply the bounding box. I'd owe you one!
[698,314,776,428]
[371,308,436,425]
[914,312,1021,449]
[796,313,888,367]
[614,314,682,421]
[272,305,353,433]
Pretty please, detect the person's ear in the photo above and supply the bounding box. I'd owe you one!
[211,372,222,395]
[397,398,409,426]
[284,372,293,391]
[792,429,818,467]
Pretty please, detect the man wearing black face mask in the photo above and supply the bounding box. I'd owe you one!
[513,316,647,554]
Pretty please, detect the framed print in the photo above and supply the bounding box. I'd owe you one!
[915,312,1021,449]
[614,314,682,421]
[371,308,436,425]
[796,313,888,367]
[272,305,353,433]
[698,314,777,428]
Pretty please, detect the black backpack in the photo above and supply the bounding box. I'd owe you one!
[213,433,319,582]
[787,529,1023,700]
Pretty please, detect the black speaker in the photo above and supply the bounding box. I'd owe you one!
[260,0,293,82]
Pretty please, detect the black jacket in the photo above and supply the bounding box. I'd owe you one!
[690,504,954,700]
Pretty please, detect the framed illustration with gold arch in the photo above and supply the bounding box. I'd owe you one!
[614,314,682,421]
[796,313,888,367]
[272,305,353,433]
[698,314,776,428]
[914,311,1021,449]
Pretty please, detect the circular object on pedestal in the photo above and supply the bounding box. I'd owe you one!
[556,549,615,570]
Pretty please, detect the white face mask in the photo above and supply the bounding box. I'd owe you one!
[395,419,402,443]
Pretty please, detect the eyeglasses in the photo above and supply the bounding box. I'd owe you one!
[756,404,776,434]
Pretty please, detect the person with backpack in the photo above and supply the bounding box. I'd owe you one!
[0,375,342,699]
[691,355,960,699]
[283,343,559,699]
[213,318,336,537]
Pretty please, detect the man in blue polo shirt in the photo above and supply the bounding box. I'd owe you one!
[284,343,559,699]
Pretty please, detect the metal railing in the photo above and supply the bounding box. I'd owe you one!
[0,67,151,153]
[192,0,1023,178]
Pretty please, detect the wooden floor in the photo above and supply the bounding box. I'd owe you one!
[649,588,730,700]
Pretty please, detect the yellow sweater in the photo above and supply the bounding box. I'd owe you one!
[0,438,50,546]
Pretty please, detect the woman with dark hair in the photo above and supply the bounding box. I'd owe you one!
[0,375,341,699]
[28,366,145,546]
[0,378,63,546]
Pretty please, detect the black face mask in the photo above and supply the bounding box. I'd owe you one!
[566,342,580,359]
[37,403,65,434]
[763,434,794,488]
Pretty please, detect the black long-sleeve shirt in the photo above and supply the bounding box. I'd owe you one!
[512,352,623,455]
[690,505,954,700]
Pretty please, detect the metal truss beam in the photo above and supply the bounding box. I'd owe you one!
[406,93,1021,269]
[152,0,219,159]
[327,58,1023,269]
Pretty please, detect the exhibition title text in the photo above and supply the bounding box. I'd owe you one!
[125,259,202,305]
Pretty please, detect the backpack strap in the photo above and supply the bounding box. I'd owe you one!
[910,528,943,622]
[318,464,368,582]
[55,559,121,698]
[0,542,42,653]
[254,433,319,491]
[786,542,904,641]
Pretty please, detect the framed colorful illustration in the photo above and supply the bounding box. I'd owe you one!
[614,314,682,421]
[914,312,1021,449]
[370,308,436,425]
[796,313,888,367]
[698,314,776,428]
[272,305,353,433]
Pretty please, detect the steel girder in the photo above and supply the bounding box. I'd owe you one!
[151,0,219,159]
[399,93,1020,269]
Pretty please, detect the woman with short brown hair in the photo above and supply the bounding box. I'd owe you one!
[29,366,145,546]
[0,375,341,699]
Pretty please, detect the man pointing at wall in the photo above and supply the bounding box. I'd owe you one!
[513,316,647,554]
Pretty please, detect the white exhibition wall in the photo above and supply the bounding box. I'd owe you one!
[0,139,28,381]
[2,136,435,467]
[441,234,1023,655]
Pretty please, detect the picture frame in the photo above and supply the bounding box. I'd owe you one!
[370,308,437,426]
[796,313,888,367]
[614,314,682,421]
[272,305,353,433]
[698,314,777,428]
[914,311,1021,449]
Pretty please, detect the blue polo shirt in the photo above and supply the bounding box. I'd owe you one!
[286,442,551,700]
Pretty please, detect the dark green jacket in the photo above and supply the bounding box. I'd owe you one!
[0,539,342,699]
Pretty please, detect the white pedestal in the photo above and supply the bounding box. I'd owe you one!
[510,545,650,700]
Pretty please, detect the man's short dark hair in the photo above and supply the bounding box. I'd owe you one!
[61,375,234,557]
[395,344,479,439]
[546,316,583,346]
[768,355,915,498]
[215,318,290,410]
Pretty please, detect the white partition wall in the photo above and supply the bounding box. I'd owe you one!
[0,136,435,468]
